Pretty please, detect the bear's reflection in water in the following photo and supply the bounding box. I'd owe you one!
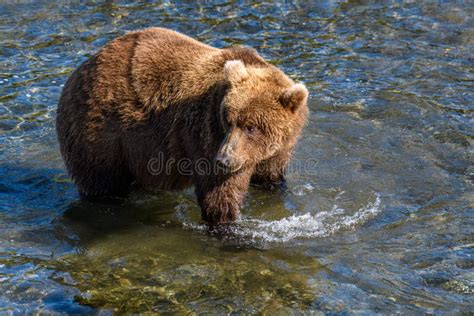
[55,191,320,313]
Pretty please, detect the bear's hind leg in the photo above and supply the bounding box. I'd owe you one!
[74,164,133,199]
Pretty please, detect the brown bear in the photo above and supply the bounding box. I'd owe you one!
[56,27,309,224]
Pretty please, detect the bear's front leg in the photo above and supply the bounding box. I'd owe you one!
[195,168,253,225]
[251,152,291,190]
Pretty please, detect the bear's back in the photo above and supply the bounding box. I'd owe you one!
[128,28,219,110]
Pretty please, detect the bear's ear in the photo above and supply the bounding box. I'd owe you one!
[224,60,249,84]
[280,83,308,112]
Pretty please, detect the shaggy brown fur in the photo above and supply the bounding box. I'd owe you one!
[56,27,309,224]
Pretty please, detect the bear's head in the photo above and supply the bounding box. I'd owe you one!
[215,60,309,172]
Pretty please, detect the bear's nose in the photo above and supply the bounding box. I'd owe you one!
[216,156,231,168]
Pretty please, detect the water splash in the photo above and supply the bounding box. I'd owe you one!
[183,194,382,243]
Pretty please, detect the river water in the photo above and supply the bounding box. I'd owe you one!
[0,1,473,314]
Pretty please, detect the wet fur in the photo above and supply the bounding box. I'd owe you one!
[56,27,308,224]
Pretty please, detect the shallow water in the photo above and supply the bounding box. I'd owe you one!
[0,1,473,313]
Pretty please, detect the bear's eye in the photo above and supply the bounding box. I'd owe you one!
[245,125,257,134]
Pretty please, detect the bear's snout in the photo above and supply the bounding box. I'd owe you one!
[216,129,246,173]
[215,154,244,173]
[215,155,231,168]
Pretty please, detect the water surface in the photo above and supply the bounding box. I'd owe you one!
[0,1,473,313]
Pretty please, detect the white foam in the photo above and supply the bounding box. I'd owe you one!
[291,183,315,196]
[183,194,382,243]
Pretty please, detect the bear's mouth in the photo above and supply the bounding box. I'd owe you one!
[225,164,244,174]
[215,158,245,174]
